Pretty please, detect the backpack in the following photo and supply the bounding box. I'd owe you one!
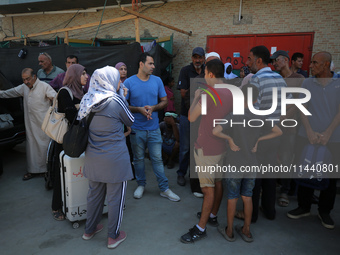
[294,144,332,190]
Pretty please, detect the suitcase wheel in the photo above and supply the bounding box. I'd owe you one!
[72,222,80,229]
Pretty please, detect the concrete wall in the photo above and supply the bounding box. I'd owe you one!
[1,0,339,84]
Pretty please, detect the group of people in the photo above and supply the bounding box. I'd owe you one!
[176,46,339,244]
[0,44,339,248]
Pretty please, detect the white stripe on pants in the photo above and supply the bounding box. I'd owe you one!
[85,180,127,239]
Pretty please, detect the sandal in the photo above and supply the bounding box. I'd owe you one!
[235,210,245,220]
[23,172,45,181]
[278,193,289,207]
[52,210,65,221]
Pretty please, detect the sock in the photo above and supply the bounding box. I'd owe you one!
[196,224,205,232]
[210,213,216,218]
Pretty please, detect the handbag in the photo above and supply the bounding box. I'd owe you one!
[63,112,95,158]
[41,87,73,144]
[0,113,14,130]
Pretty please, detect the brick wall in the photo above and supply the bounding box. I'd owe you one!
[1,0,339,110]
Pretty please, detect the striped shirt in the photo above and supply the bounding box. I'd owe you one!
[250,67,288,120]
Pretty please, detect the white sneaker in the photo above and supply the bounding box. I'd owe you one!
[160,189,180,202]
[193,192,204,198]
[134,186,145,199]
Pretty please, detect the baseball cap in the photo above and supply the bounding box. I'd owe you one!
[192,47,205,57]
[205,52,221,60]
[270,50,290,60]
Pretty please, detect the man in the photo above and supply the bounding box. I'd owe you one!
[271,50,305,207]
[176,47,205,189]
[290,52,308,78]
[287,52,340,229]
[0,68,56,180]
[245,45,287,222]
[37,52,64,83]
[49,55,90,92]
[180,59,233,243]
[125,52,180,202]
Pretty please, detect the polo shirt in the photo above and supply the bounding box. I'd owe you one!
[177,63,205,116]
[250,67,288,120]
[298,73,340,142]
[125,74,167,131]
[37,65,64,83]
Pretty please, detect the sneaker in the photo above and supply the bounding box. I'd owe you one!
[82,224,104,240]
[193,192,204,198]
[107,231,127,249]
[160,189,180,202]
[287,207,310,219]
[196,212,219,227]
[133,186,145,199]
[318,213,335,229]
[180,225,207,243]
[177,175,186,186]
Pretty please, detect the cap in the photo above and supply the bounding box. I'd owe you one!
[205,52,221,60]
[270,50,289,60]
[192,47,205,57]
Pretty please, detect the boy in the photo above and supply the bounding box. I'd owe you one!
[212,84,282,242]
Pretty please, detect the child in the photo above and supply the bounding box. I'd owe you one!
[212,84,282,242]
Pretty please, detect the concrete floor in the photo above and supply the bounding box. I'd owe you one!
[0,142,340,255]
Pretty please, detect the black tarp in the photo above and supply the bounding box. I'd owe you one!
[0,42,173,86]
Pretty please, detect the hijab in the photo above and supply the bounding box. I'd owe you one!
[77,66,122,120]
[115,62,127,83]
[224,63,238,80]
[62,64,85,100]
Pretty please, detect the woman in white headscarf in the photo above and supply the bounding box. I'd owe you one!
[224,63,238,80]
[79,66,134,249]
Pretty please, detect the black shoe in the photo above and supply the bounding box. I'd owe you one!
[318,213,335,229]
[180,225,207,243]
[177,175,186,186]
[287,207,310,219]
[196,212,219,227]
[167,160,175,169]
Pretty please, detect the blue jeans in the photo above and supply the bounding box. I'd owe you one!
[130,128,169,192]
[177,115,190,177]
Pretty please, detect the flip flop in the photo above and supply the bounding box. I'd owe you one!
[278,193,289,207]
[235,210,245,221]
[218,226,236,242]
[235,224,253,243]
[52,210,65,221]
[23,173,34,181]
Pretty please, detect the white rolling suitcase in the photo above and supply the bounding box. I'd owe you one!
[60,151,107,228]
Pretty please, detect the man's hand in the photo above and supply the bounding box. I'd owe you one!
[319,130,331,145]
[306,129,322,144]
[144,105,153,120]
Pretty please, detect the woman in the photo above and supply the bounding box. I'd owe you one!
[79,66,134,249]
[51,64,87,220]
[239,66,250,78]
[115,62,127,84]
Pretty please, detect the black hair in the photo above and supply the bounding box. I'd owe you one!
[241,83,259,103]
[138,52,152,65]
[66,55,79,63]
[250,46,270,65]
[291,52,304,62]
[205,59,224,78]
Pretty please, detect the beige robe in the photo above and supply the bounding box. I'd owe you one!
[0,78,56,173]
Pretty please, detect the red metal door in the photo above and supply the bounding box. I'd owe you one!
[206,32,314,75]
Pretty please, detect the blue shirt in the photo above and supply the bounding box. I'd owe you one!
[125,75,167,130]
[298,73,340,142]
[250,67,288,120]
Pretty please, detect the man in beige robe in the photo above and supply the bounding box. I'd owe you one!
[0,68,56,180]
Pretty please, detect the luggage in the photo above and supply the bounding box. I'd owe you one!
[60,151,108,228]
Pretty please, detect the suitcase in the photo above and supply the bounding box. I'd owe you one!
[60,151,108,228]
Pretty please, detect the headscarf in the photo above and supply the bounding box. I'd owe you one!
[77,66,122,120]
[241,66,250,77]
[62,64,85,100]
[224,63,238,80]
[115,62,127,83]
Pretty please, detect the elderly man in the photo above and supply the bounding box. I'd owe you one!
[37,52,64,83]
[0,68,56,180]
[287,52,340,229]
